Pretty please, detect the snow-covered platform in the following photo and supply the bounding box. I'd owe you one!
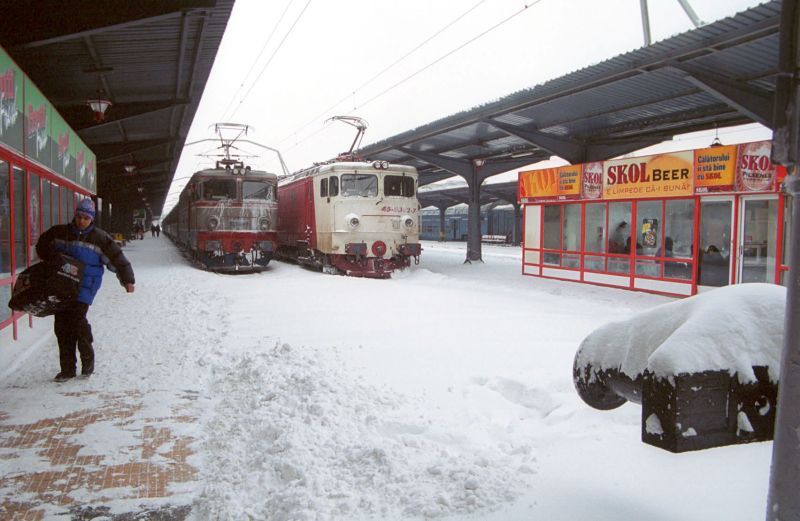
[0,238,775,520]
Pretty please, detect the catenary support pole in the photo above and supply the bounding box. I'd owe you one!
[766,0,800,519]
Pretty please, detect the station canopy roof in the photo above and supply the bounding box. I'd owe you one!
[0,0,234,215]
[358,0,783,210]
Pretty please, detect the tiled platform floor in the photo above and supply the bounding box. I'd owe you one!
[0,390,199,520]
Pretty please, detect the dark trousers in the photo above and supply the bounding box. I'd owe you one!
[53,302,93,375]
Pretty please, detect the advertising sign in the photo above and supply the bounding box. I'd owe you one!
[603,151,693,200]
[694,145,736,193]
[0,48,23,154]
[24,78,52,170]
[51,110,75,181]
[581,162,603,199]
[519,165,582,201]
[735,141,777,192]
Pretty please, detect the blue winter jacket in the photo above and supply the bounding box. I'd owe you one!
[35,221,135,305]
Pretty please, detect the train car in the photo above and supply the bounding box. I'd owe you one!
[276,159,422,278]
[162,159,278,272]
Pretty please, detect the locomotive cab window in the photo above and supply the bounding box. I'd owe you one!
[320,178,328,197]
[329,176,339,196]
[202,179,237,201]
[341,174,378,197]
[243,180,275,201]
[384,175,415,197]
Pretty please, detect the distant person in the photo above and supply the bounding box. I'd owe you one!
[155,224,161,238]
[150,224,157,237]
[609,221,629,253]
[36,199,136,382]
[656,236,674,258]
[699,245,728,286]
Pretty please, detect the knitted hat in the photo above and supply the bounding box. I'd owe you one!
[76,199,96,220]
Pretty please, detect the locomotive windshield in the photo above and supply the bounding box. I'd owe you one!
[243,180,275,201]
[202,179,237,201]
[384,175,415,197]
[341,174,378,197]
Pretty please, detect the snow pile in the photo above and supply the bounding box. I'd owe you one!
[575,283,786,381]
[191,341,536,520]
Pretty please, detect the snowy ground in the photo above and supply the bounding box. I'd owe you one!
[0,237,773,520]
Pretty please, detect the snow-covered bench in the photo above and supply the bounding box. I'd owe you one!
[481,234,507,244]
[573,283,783,453]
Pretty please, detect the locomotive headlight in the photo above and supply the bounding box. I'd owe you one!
[345,213,360,229]
[259,217,271,231]
[207,216,220,230]
[402,214,415,229]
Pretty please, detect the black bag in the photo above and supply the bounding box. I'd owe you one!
[8,253,85,317]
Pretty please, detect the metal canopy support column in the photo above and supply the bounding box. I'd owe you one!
[466,161,484,263]
[402,148,534,262]
[766,0,800,519]
[436,204,448,241]
[513,202,521,246]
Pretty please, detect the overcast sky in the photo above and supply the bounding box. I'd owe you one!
[162,0,767,214]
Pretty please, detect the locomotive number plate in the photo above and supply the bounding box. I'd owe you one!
[229,218,251,230]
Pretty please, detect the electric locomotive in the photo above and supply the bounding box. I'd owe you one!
[162,160,278,272]
[276,158,421,278]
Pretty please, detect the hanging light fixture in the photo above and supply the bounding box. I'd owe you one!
[709,126,723,147]
[123,164,136,175]
[87,74,112,123]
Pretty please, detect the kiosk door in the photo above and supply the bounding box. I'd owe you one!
[737,196,778,284]
[697,198,734,289]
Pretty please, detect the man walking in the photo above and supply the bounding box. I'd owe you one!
[36,199,135,381]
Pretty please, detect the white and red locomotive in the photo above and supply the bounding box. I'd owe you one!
[162,159,278,272]
[276,159,422,278]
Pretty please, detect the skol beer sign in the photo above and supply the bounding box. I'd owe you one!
[603,151,693,200]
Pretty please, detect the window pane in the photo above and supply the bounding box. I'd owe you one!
[202,179,237,200]
[664,260,692,280]
[0,161,9,277]
[384,175,415,197]
[584,255,605,271]
[563,203,581,252]
[320,178,328,198]
[341,174,377,197]
[330,176,339,196]
[29,173,40,262]
[543,205,560,250]
[243,180,274,200]
[584,203,606,253]
[60,186,68,223]
[13,168,26,272]
[42,180,52,230]
[608,202,631,253]
[636,200,661,258]
[664,199,694,259]
[0,284,10,323]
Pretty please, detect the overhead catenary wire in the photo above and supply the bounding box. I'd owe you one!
[219,0,295,122]
[276,0,489,147]
[283,0,543,154]
[228,0,313,122]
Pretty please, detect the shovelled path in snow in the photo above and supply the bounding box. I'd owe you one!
[0,237,773,520]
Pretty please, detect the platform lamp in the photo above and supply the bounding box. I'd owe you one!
[86,90,112,123]
[123,164,136,175]
[709,126,723,147]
